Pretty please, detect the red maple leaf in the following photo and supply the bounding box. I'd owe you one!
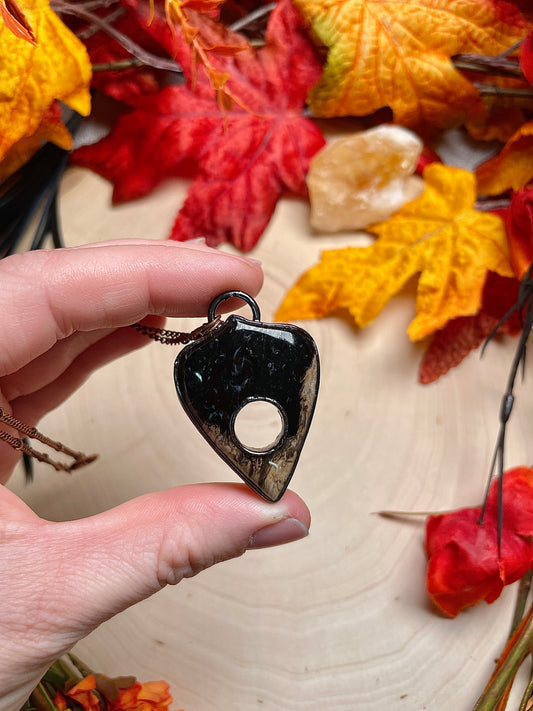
[505,184,533,280]
[83,8,167,105]
[419,272,522,384]
[71,0,325,251]
[520,31,533,85]
[426,466,533,617]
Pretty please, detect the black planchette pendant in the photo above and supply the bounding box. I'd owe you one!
[174,291,320,502]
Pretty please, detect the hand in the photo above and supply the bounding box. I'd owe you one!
[0,240,311,711]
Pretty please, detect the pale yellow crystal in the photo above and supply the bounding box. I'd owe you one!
[307,125,424,232]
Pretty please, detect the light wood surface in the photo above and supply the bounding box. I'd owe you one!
[8,161,533,710]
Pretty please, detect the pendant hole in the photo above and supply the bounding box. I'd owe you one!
[233,400,285,454]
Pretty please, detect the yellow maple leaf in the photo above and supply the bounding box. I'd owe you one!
[0,0,91,163]
[0,101,71,183]
[476,119,533,195]
[293,0,530,129]
[276,164,513,341]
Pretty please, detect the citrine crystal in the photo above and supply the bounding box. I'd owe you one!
[307,125,423,232]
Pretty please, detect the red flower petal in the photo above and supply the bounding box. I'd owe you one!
[505,185,533,280]
[426,467,533,617]
[520,31,533,86]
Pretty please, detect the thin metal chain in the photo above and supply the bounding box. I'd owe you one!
[129,316,222,345]
[0,317,223,474]
[0,407,98,472]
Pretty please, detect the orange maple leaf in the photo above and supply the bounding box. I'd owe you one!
[293,0,530,129]
[276,164,513,341]
[0,0,91,165]
[0,0,36,43]
[475,119,533,195]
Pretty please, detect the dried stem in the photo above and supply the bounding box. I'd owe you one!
[453,54,522,78]
[229,2,275,32]
[92,57,145,71]
[51,0,182,73]
[478,267,533,553]
[473,602,533,711]
[475,197,512,212]
[512,571,533,636]
[474,84,533,99]
[518,670,533,711]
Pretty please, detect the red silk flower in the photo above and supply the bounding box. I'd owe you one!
[504,185,533,280]
[426,466,533,617]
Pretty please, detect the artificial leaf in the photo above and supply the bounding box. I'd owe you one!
[292,0,530,129]
[82,6,166,105]
[0,0,35,43]
[0,0,91,163]
[426,466,533,617]
[475,119,533,195]
[419,272,521,384]
[504,185,533,279]
[277,164,513,341]
[521,30,533,85]
[0,100,71,182]
[71,0,325,251]
[467,105,529,143]
[0,100,72,183]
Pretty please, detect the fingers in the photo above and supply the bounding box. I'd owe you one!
[0,240,263,375]
[0,484,310,707]
[1,316,165,403]
[9,322,162,425]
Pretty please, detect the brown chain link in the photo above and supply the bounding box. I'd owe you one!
[0,317,223,475]
[0,408,98,472]
[129,315,222,345]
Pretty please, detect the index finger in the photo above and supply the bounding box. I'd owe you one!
[0,240,263,375]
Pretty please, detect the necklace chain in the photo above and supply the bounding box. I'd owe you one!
[1,318,222,475]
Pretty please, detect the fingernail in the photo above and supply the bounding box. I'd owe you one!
[190,237,207,243]
[247,518,309,550]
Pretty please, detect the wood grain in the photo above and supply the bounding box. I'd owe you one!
[7,165,532,711]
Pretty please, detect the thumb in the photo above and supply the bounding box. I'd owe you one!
[2,483,309,674]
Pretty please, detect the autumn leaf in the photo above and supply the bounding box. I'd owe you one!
[520,30,533,85]
[277,164,513,341]
[71,0,325,251]
[475,119,533,195]
[426,466,533,617]
[82,6,166,105]
[419,272,522,384]
[292,0,530,130]
[0,0,35,43]
[0,100,72,183]
[0,0,91,165]
[504,184,533,279]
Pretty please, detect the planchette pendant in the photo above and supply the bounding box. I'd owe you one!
[174,291,320,502]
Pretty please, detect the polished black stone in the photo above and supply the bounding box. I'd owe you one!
[174,307,319,502]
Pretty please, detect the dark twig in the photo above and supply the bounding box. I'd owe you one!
[453,54,523,78]
[475,197,512,212]
[478,266,533,553]
[474,84,533,99]
[229,2,275,32]
[51,0,183,74]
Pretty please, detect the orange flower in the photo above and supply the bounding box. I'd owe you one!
[64,675,101,711]
[109,680,177,711]
[54,693,69,710]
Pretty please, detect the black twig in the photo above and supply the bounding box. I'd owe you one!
[479,266,533,553]
[51,0,183,74]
